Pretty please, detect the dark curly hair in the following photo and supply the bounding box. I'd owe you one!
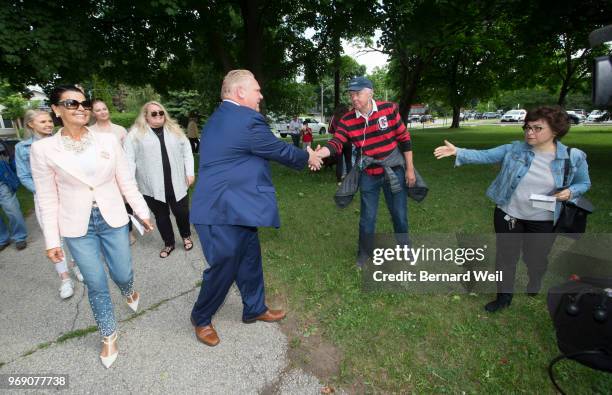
[48,85,86,106]
[48,85,87,126]
[523,105,570,139]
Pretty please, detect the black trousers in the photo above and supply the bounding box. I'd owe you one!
[493,207,556,294]
[189,138,199,154]
[291,134,301,148]
[126,203,133,231]
[335,142,353,182]
[144,194,191,247]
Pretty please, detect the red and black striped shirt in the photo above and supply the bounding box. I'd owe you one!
[326,100,411,176]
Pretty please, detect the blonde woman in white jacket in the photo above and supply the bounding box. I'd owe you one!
[125,101,195,258]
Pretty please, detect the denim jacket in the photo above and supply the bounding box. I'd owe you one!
[15,136,36,193]
[455,140,591,224]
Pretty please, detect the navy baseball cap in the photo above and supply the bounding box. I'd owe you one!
[347,76,373,91]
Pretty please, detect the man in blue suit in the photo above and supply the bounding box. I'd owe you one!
[189,70,322,346]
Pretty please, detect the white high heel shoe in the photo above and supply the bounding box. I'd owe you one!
[127,291,139,313]
[100,332,118,368]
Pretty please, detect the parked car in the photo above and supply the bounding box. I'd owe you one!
[566,111,585,124]
[483,112,500,119]
[587,110,610,122]
[570,109,588,117]
[408,114,422,123]
[299,117,327,134]
[500,109,527,122]
[420,114,435,123]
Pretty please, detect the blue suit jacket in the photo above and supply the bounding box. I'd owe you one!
[190,101,309,228]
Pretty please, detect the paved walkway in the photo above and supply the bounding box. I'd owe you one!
[0,214,324,394]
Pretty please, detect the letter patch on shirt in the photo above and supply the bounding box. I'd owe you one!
[378,116,388,130]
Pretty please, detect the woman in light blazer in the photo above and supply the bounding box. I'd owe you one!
[124,101,195,258]
[15,109,84,300]
[31,85,154,368]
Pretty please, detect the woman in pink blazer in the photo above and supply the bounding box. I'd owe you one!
[31,85,154,368]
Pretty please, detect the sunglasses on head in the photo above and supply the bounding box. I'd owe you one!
[58,99,92,110]
[149,111,165,117]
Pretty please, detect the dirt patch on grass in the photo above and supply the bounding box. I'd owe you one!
[267,292,343,390]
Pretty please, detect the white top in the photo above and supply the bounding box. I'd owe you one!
[288,119,302,135]
[89,122,128,145]
[501,151,556,221]
[61,137,98,197]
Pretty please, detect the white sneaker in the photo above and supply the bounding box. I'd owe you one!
[71,263,84,282]
[59,279,74,299]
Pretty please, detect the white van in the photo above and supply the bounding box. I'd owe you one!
[500,109,527,122]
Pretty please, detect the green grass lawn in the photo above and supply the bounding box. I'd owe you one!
[261,124,612,393]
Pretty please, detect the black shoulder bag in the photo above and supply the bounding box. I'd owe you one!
[547,276,612,394]
[554,147,594,238]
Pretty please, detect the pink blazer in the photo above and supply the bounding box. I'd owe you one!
[31,129,150,249]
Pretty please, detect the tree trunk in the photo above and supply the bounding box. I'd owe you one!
[210,31,234,73]
[451,106,461,128]
[240,0,264,84]
[398,57,425,122]
[333,63,340,109]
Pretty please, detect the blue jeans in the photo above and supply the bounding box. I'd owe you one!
[0,182,27,245]
[64,208,133,336]
[358,166,410,262]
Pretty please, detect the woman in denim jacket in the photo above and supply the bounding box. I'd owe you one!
[434,106,591,312]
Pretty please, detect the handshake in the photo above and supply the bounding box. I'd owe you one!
[306,145,331,171]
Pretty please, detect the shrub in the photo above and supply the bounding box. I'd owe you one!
[110,112,138,129]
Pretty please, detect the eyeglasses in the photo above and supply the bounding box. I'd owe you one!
[149,111,165,117]
[522,125,544,134]
[58,99,92,110]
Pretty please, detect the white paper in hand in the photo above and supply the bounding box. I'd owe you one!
[529,194,556,212]
[129,214,145,235]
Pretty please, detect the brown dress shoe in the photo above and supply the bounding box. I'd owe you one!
[243,309,286,324]
[195,324,220,346]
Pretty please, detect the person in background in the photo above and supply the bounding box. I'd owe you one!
[15,109,84,299]
[329,105,351,184]
[31,85,153,367]
[186,115,200,154]
[434,105,591,312]
[89,99,128,145]
[0,140,27,252]
[125,101,195,258]
[288,115,302,148]
[89,99,136,244]
[301,120,313,150]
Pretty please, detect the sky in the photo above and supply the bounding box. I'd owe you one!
[341,30,389,73]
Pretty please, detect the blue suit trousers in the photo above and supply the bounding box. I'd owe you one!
[191,224,268,326]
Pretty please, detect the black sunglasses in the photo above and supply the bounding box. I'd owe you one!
[149,111,165,117]
[58,99,92,110]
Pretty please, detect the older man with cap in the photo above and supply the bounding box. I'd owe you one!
[314,76,415,267]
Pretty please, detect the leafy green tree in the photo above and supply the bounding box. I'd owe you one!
[509,0,612,106]
[0,93,28,136]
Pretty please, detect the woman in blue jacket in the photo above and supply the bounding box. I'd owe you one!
[434,106,591,312]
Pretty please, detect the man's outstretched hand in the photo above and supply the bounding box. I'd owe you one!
[307,146,323,171]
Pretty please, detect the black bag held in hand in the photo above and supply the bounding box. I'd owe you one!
[407,168,428,202]
[547,276,612,394]
[554,148,594,238]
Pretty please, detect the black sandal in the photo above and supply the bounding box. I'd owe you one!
[183,237,193,251]
[159,245,175,258]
